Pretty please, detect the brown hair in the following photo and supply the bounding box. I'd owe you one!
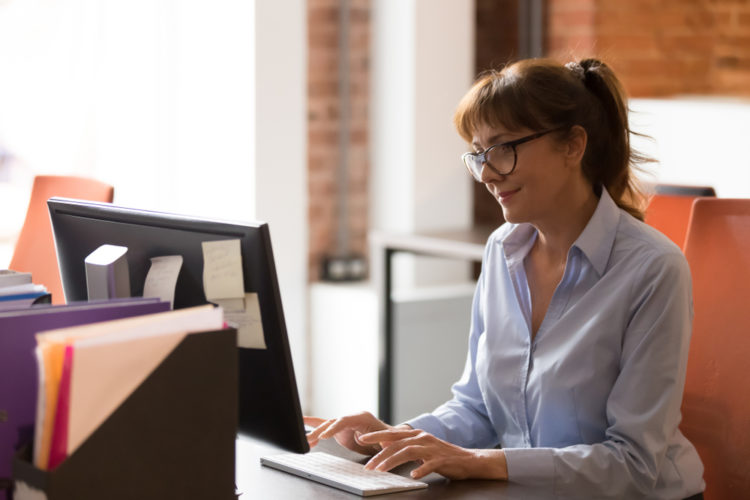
[454,58,648,221]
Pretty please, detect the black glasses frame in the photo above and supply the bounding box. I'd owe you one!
[461,127,565,180]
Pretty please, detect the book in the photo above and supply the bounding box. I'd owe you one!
[0,270,32,288]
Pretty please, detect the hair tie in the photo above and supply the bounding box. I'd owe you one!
[565,61,586,82]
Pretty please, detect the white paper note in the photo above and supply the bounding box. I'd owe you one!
[143,255,183,308]
[216,292,266,349]
[202,239,245,301]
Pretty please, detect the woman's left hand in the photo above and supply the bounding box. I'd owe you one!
[357,428,508,481]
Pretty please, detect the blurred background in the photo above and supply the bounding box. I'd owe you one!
[1,0,749,418]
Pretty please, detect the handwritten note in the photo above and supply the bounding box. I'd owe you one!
[201,239,244,301]
[143,255,183,308]
[216,293,266,349]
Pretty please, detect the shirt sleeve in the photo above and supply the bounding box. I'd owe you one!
[504,251,698,497]
[405,272,499,449]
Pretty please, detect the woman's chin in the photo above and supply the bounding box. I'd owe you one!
[499,205,521,224]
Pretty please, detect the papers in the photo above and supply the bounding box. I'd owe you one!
[143,255,183,308]
[202,239,244,300]
[202,239,266,349]
[221,293,266,349]
[48,346,73,470]
[67,329,188,458]
[33,305,224,470]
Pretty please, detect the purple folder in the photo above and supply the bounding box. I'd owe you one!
[0,298,170,497]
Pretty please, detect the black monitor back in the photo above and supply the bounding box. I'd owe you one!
[48,197,309,453]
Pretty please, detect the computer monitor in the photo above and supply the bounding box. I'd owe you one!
[47,197,309,453]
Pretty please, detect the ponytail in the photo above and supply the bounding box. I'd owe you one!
[574,59,648,220]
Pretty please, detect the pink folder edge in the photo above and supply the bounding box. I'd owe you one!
[47,345,73,470]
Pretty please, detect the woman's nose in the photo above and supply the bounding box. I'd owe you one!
[480,162,503,183]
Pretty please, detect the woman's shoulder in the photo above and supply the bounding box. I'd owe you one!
[613,212,689,276]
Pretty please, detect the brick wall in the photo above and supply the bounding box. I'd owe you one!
[307,0,370,281]
[547,0,750,97]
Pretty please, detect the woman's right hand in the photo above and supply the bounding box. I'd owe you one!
[304,412,397,456]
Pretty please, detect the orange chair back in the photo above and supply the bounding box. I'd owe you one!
[645,194,702,249]
[680,198,750,499]
[9,175,114,304]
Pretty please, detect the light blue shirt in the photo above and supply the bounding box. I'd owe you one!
[407,189,704,498]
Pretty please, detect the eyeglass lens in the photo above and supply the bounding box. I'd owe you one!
[466,145,516,179]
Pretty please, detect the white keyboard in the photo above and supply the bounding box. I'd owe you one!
[260,451,429,496]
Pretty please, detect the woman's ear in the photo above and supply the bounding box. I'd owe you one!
[565,125,587,167]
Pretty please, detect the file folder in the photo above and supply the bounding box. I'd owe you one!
[0,298,170,499]
[13,328,238,500]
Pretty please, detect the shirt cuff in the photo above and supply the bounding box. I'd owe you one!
[504,447,555,486]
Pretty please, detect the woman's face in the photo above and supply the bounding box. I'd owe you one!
[471,122,578,226]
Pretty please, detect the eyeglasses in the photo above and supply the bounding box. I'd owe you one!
[461,128,563,181]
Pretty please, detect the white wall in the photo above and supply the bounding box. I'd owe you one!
[630,97,750,198]
[310,283,379,418]
[369,0,475,290]
[254,0,309,410]
[0,0,256,220]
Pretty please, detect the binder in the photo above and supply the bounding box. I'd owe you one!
[0,299,170,498]
[13,328,238,500]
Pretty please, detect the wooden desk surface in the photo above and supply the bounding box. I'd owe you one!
[236,434,554,499]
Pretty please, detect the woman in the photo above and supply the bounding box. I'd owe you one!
[306,58,705,499]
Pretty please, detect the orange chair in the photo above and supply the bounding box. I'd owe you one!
[680,199,750,499]
[644,194,703,249]
[9,175,114,304]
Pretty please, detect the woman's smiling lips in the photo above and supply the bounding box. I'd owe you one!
[498,188,521,202]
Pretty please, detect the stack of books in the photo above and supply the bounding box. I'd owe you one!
[0,270,51,311]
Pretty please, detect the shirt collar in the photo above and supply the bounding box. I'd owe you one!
[498,187,621,276]
[500,222,537,266]
[571,187,621,276]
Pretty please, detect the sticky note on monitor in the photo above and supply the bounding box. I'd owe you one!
[218,293,266,349]
[143,255,183,308]
[201,239,244,301]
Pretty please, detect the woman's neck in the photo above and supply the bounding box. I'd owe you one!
[532,182,599,263]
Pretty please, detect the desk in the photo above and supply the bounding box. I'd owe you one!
[236,434,553,499]
[369,226,495,423]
